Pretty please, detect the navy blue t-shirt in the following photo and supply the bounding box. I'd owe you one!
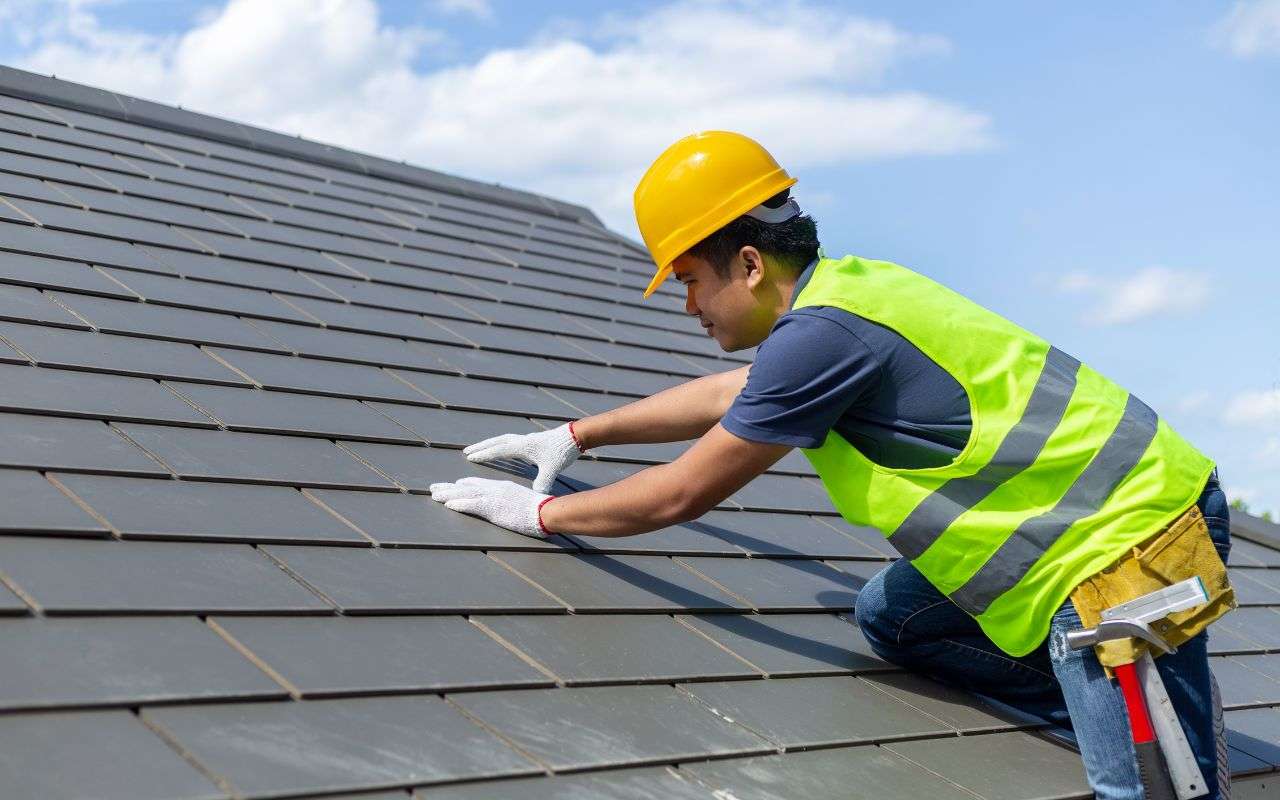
[722,259,973,470]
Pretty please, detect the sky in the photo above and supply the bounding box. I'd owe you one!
[1,0,1277,514]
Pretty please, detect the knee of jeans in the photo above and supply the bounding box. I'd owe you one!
[853,570,896,647]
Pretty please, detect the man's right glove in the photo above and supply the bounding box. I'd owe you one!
[462,422,586,494]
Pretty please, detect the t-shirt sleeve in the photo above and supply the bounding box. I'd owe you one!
[722,308,881,449]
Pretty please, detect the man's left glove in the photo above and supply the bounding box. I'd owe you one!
[428,476,554,539]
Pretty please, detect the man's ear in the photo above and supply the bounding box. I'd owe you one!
[739,246,766,290]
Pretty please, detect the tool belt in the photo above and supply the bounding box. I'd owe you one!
[1070,504,1236,670]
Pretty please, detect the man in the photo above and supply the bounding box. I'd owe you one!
[429,131,1233,799]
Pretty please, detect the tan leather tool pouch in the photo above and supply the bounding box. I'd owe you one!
[1070,504,1236,671]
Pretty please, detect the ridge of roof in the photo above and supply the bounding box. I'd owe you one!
[0,65,606,229]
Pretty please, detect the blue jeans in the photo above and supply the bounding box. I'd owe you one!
[854,472,1231,800]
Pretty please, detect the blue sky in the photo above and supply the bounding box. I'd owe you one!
[2,0,1277,513]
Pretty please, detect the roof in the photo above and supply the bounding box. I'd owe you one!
[0,65,1277,799]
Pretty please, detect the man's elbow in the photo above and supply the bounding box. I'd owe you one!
[664,485,720,527]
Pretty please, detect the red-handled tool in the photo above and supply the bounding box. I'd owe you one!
[1065,578,1212,800]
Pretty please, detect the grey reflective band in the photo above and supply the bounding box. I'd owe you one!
[889,347,1082,560]
[949,393,1160,615]
[745,197,801,224]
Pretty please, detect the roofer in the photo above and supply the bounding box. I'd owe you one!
[429,131,1236,799]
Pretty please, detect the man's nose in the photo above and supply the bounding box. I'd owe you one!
[684,286,698,316]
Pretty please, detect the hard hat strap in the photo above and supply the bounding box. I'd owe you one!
[744,197,801,224]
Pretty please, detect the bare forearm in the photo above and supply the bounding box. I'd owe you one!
[573,365,749,449]
[540,463,692,537]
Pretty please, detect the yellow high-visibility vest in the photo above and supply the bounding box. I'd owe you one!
[794,255,1215,655]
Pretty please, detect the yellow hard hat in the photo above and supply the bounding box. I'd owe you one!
[634,131,797,299]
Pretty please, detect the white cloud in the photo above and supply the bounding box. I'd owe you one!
[9,0,992,233]
[1225,388,1280,425]
[1213,0,1280,58]
[1173,391,1211,415]
[432,0,494,20]
[1057,266,1209,326]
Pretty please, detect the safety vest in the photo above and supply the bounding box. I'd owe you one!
[793,255,1215,656]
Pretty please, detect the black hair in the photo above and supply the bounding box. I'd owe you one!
[685,188,820,278]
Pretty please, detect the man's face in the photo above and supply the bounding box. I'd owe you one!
[670,248,777,352]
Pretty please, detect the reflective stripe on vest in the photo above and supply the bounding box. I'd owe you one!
[791,255,1215,655]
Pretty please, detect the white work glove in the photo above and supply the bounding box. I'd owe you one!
[463,422,585,494]
[428,476,554,538]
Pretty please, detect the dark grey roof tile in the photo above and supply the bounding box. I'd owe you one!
[861,671,1043,734]
[1231,569,1280,605]
[1215,607,1280,650]
[144,696,539,797]
[0,411,166,476]
[362,403,539,448]
[137,244,338,297]
[0,617,284,710]
[1213,656,1280,707]
[566,522,751,558]
[1227,707,1280,766]
[489,552,749,613]
[85,169,256,218]
[116,154,284,203]
[305,273,480,320]
[0,169,81,206]
[338,439,559,494]
[6,196,203,251]
[212,615,552,696]
[114,423,397,489]
[431,318,606,365]
[556,360,685,397]
[426,344,600,390]
[0,536,330,613]
[811,516,900,558]
[52,180,243,232]
[388,370,581,419]
[50,291,290,352]
[676,613,889,677]
[449,684,773,772]
[680,746,980,800]
[174,225,347,274]
[539,386,630,416]
[1230,538,1280,568]
[0,128,153,176]
[210,212,386,259]
[472,613,758,685]
[441,294,597,337]
[98,267,313,322]
[884,731,1091,800]
[415,767,715,800]
[259,545,565,614]
[206,348,431,403]
[249,318,470,364]
[673,556,861,612]
[0,216,169,270]
[562,337,702,376]
[1228,746,1273,777]
[0,249,136,297]
[726,473,835,514]
[0,580,27,614]
[0,363,212,426]
[282,293,470,340]
[304,488,574,551]
[54,474,367,545]
[686,510,889,560]
[679,675,951,749]
[0,147,107,188]
[0,468,106,536]
[0,321,250,384]
[166,382,418,443]
[0,710,227,800]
